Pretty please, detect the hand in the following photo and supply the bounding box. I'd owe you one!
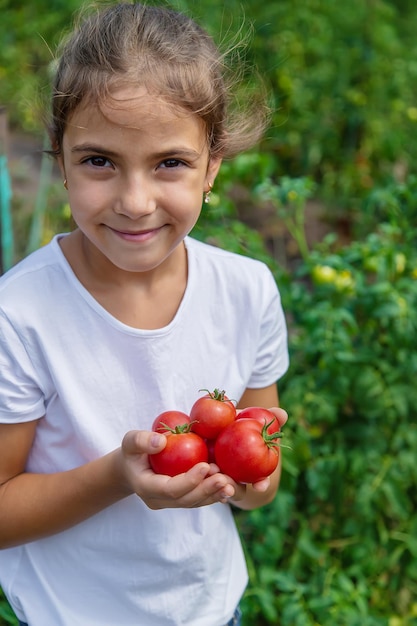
[120,430,236,510]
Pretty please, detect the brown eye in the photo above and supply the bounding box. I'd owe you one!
[160,159,183,168]
[86,156,111,167]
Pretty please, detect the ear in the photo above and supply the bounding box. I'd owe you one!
[204,156,222,191]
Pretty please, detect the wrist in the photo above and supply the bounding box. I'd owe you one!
[106,448,135,498]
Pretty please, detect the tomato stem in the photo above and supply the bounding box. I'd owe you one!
[262,420,284,448]
[157,422,193,434]
[198,388,226,402]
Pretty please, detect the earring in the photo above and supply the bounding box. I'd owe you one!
[204,183,212,204]
[63,179,68,190]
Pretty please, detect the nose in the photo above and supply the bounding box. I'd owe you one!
[114,174,157,219]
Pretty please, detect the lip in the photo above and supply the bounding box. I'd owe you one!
[110,226,163,242]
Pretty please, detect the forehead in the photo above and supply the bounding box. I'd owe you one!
[66,86,206,141]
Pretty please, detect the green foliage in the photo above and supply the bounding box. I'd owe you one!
[234,178,417,625]
[0,589,16,625]
[0,0,83,132]
[250,0,417,201]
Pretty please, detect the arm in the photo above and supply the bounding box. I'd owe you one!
[0,419,131,548]
[227,383,288,511]
[0,421,235,549]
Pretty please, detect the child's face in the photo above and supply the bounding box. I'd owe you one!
[58,87,221,274]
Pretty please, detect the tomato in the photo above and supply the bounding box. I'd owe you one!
[190,388,236,439]
[149,430,208,476]
[205,438,217,464]
[311,264,337,285]
[237,407,280,436]
[152,410,190,433]
[214,418,282,483]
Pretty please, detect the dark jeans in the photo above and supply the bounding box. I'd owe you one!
[17,606,241,626]
[226,605,242,626]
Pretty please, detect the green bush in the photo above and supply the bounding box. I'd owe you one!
[235,178,417,625]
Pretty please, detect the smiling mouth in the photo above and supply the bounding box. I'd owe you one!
[110,226,163,241]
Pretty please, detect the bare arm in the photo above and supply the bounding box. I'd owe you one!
[0,421,235,549]
[227,383,288,511]
[0,420,132,548]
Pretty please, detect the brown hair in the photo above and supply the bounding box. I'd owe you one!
[49,2,269,159]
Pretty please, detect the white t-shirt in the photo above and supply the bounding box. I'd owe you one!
[0,234,289,626]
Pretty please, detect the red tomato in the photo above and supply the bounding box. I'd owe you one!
[205,438,217,464]
[152,410,190,433]
[214,418,282,483]
[190,388,236,439]
[149,431,208,477]
[237,407,280,436]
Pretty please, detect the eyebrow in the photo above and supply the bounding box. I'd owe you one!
[71,144,118,157]
[70,143,203,160]
[153,148,203,161]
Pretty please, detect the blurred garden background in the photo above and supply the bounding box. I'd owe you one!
[1,1,417,624]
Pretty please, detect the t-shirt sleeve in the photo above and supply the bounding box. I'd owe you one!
[247,265,289,388]
[0,311,45,422]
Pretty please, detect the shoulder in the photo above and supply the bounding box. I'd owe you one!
[0,235,68,309]
[186,236,273,277]
[185,236,279,299]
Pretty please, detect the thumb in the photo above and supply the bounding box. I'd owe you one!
[269,407,288,428]
[122,430,167,456]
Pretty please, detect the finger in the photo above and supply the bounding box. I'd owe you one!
[165,466,234,504]
[251,476,271,492]
[226,481,246,503]
[135,462,211,500]
[162,462,214,498]
[207,462,221,475]
[269,407,288,428]
[122,430,167,456]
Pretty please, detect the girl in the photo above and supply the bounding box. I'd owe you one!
[0,3,289,625]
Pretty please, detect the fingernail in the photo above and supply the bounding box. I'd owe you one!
[151,433,163,447]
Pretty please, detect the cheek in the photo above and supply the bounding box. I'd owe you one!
[68,187,104,217]
[176,199,203,227]
[66,193,86,220]
[166,185,203,216]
